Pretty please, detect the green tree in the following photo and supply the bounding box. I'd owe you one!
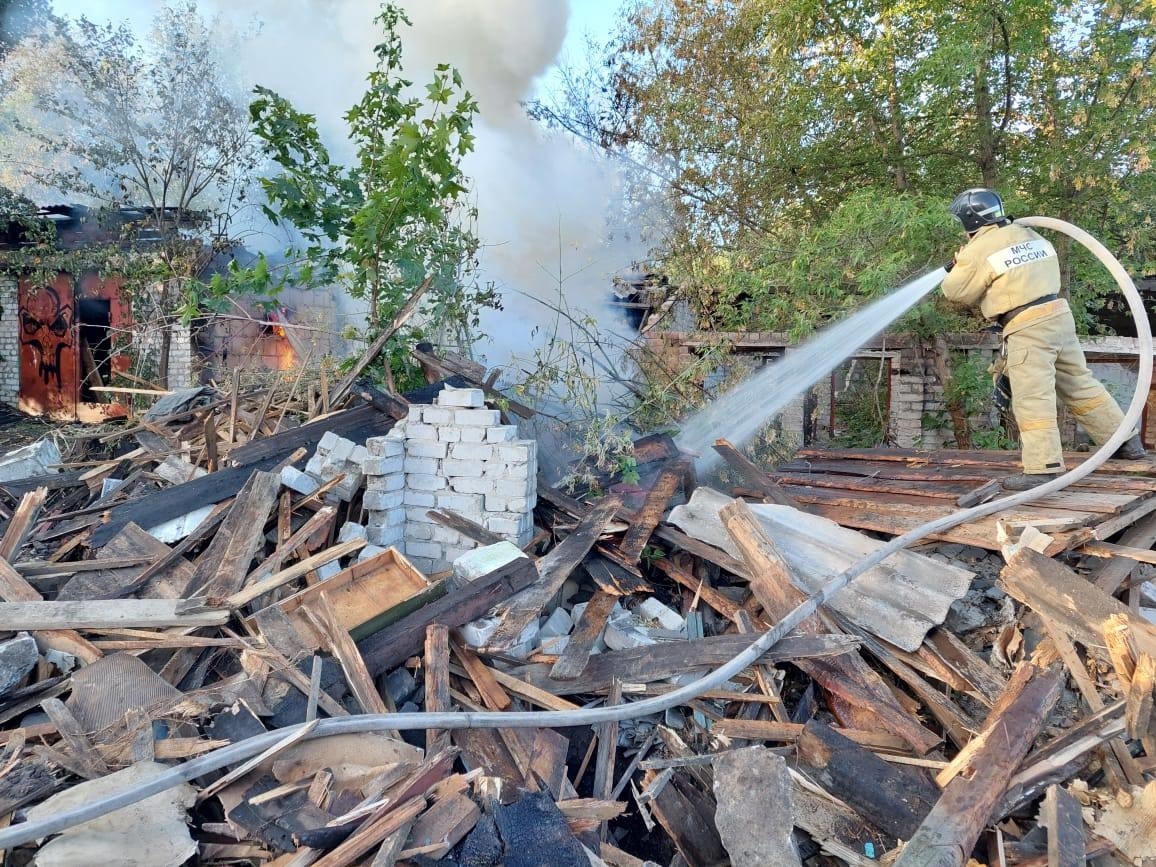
[243,3,497,389]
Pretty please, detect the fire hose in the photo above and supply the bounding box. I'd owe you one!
[0,217,1150,849]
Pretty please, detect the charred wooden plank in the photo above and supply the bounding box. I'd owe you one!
[713,439,798,507]
[1041,784,1084,867]
[358,557,538,677]
[797,721,939,842]
[550,590,617,681]
[619,459,686,563]
[486,497,622,651]
[894,664,1063,867]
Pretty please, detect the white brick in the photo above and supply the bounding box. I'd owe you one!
[363,455,403,476]
[443,458,486,477]
[485,514,521,536]
[459,427,486,443]
[431,525,468,545]
[327,436,355,463]
[504,462,530,480]
[351,445,369,465]
[406,440,448,459]
[421,406,455,424]
[407,522,434,541]
[404,489,437,507]
[450,442,495,461]
[436,387,485,408]
[407,507,438,524]
[485,494,507,512]
[367,473,405,492]
[407,423,438,440]
[366,436,404,457]
[357,544,389,562]
[485,426,518,443]
[337,522,367,543]
[317,431,341,452]
[367,525,405,546]
[443,545,478,563]
[506,496,529,512]
[455,409,501,426]
[494,478,534,498]
[404,556,438,575]
[436,492,485,514]
[364,490,404,510]
[403,456,439,475]
[281,466,319,495]
[437,427,461,442]
[450,477,493,495]
[407,474,446,491]
[497,444,532,463]
[406,541,443,560]
[406,406,424,423]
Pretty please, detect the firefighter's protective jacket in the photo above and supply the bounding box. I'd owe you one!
[941,222,1061,319]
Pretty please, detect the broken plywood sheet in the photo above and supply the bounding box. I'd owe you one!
[25,761,197,867]
[667,487,973,651]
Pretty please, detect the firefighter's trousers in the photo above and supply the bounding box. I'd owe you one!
[1005,306,1126,474]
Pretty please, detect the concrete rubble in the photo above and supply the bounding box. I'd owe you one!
[0,353,1154,867]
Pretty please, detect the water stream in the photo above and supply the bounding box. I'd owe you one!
[675,268,948,469]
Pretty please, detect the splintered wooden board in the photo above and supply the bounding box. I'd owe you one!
[248,547,431,650]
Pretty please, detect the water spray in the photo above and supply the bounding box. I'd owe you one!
[0,217,1149,849]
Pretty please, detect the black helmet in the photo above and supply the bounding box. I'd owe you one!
[949,188,1007,233]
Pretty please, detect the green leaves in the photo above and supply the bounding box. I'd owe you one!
[236,2,495,387]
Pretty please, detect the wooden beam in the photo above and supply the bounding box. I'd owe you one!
[358,556,538,676]
[0,599,230,630]
[550,590,617,681]
[0,556,100,663]
[712,439,798,507]
[894,664,1063,867]
[486,497,622,651]
[619,460,686,563]
[1041,784,1084,867]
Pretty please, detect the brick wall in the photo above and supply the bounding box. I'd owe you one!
[363,386,537,575]
[0,276,18,408]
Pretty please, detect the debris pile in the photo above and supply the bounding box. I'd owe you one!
[1,348,1156,866]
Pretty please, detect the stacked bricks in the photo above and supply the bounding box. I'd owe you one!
[0,276,19,408]
[304,431,368,503]
[363,386,537,575]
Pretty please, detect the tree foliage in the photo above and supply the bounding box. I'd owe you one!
[534,0,1156,336]
[243,3,497,387]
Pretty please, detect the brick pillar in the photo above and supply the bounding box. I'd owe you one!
[0,276,19,407]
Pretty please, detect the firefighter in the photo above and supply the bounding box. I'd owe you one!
[941,188,1147,490]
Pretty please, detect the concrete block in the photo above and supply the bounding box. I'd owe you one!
[436,387,485,408]
[316,559,343,581]
[485,426,518,443]
[406,507,438,524]
[280,466,320,495]
[436,492,484,514]
[386,424,406,439]
[351,445,369,466]
[403,489,437,507]
[406,406,424,423]
[637,597,686,632]
[304,454,325,477]
[404,555,438,575]
[503,462,530,480]
[421,406,455,425]
[407,522,434,541]
[437,427,461,442]
[459,616,501,648]
[452,540,528,583]
[455,409,501,426]
[366,436,404,458]
[406,440,448,459]
[497,444,532,463]
[406,541,443,560]
[458,427,486,443]
[431,524,468,545]
[363,455,404,476]
[442,458,486,477]
[403,456,439,475]
[337,522,367,543]
[484,514,521,536]
[367,524,405,547]
[450,477,493,495]
[317,430,341,452]
[407,423,438,441]
[540,607,572,639]
[366,473,405,492]
[0,439,61,483]
[450,442,495,461]
[484,494,508,513]
[406,473,447,491]
[443,544,478,563]
[327,436,355,464]
[357,544,389,563]
[604,620,656,651]
[506,496,529,513]
[494,478,534,498]
[363,490,404,511]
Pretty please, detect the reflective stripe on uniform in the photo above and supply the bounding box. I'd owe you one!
[986,238,1057,276]
[1018,417,1059,432]
[1069,394,1109,416]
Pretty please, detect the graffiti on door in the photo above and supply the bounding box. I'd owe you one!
[20,285,73,389]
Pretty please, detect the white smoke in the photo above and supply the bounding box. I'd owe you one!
[45,0,641,366]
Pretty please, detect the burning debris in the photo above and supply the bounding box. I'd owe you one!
[0,333,1153,866]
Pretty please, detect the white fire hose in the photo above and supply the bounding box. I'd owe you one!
[0,217,1150,849]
